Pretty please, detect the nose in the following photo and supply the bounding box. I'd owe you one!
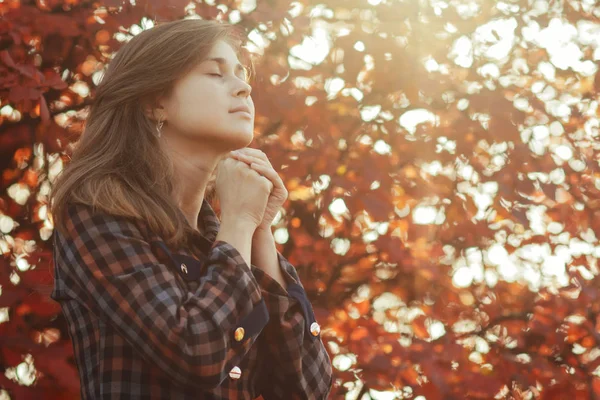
[234,78,252,97]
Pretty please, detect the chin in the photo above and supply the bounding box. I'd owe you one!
[228,129,254,147]
[242,131,255,146]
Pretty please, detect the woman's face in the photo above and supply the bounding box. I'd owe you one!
[159,39,255,150]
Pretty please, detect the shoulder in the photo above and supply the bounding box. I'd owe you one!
[60,202,148,241]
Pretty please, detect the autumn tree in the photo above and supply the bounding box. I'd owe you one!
[1,0,600,398]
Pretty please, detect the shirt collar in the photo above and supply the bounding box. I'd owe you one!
[197,198,220,243]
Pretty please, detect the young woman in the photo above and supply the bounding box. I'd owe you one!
[49,18,333,399]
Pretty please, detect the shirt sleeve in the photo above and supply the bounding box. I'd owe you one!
[251,252,333,400]
[52,203,270,390]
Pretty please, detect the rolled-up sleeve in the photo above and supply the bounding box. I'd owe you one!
[251,253,333,400]
[52,203,269,390]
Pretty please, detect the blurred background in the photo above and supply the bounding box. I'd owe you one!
[1,0,600,398]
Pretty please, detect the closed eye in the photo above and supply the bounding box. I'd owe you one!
[208,73,223,77]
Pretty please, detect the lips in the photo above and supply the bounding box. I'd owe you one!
[229,106,251,114]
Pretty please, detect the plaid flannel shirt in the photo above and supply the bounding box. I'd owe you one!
[50,199,333,399]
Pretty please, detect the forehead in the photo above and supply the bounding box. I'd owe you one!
[205,40,240,62]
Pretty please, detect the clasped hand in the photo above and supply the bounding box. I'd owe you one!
[226,148,288,232]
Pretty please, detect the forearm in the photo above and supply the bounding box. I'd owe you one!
[215,218,255,268]
[251,228,288,290]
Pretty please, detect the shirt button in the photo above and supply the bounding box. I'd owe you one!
[229,366,242,380]
[180,263,188,274]
[310,322,321,337]
[234,327,245,342]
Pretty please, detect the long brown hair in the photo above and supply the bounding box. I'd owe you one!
[49,18,254,252]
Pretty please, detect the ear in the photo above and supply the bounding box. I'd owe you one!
[143,98,167,122]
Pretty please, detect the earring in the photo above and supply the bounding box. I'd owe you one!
[155,117,164,138]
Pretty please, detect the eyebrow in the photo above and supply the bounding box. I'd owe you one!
[206,57,247,77]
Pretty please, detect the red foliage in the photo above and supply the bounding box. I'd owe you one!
[2,0,600,398]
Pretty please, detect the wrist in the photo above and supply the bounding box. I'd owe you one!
[254,225,273,235]
[220,217,257,234]
[252,227,274,248]
[253,226,274,241]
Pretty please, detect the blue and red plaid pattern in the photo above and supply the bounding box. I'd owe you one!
[50,198,333,399]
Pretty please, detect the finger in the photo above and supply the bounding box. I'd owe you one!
[249,162,285,190]
[250,167,274,191]
[231,152,268,168]
[234,148,271,165]
[249,162,279,179]
[235,148,265,158]
[231,150,261,161]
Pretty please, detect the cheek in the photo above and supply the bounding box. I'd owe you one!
[176,76,225,101]
[182,82,221,106]
[168,90,231,135]
[174,85,226,118]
